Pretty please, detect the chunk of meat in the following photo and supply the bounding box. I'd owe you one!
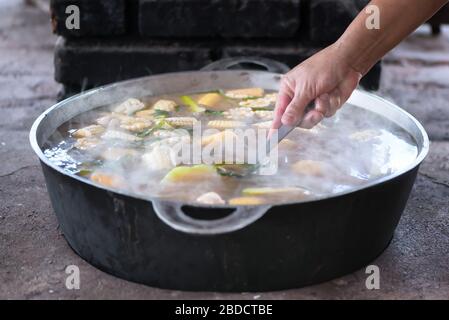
[114,98,146,115]
[153,99,177,112]
[142,146,177,171]
[73,125,105,138]
[196,192,225,205]
[74,137,101,150]
[291,160,326,177]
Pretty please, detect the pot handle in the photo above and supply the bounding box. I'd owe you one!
[152,200,271,235]
[201,57,290,74]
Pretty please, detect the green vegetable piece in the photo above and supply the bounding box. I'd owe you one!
[181,95,205,113]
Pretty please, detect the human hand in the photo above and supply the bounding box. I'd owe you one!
[272,43,362,130]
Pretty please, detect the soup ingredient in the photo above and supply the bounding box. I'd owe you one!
[90,171,124,189]
[120,119,153,132]
[101,147,138,161]
[165,117,198,127]
[142,146,177,171]
[153,99,177,112]
[201,130,238,147]
[196,192,225,205]
[74,137,101,150]
[114,98,145,115]
[291,160,326,177]
[228,196,265,206]
[242,187,309,196]
[102,130,142,142]
[73,125,105,138]
[198,93,222,108]
[349,129,380,142]
[162,164,217,183]
[207,120,246,129]
[135,109,155,118]
[239,93,277,108]
[181,95,206,113]
[224,88,265,99]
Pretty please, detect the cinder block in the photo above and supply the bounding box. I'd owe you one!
[50,0,126,37]
[54,38,213,87]
[139,0,301,38]
[309,0,368,45]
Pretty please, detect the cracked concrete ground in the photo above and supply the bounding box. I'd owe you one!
[0,0,448,299]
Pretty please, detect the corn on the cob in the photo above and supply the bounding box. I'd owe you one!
[73,125,105,138]
[165,117,198,127]
[207,120,246,129]
[120,119,153,132]
[224,88,265,99]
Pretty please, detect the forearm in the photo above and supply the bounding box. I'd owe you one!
[335,0,448,75]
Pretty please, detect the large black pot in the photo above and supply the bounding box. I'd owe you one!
[30,58,429,291]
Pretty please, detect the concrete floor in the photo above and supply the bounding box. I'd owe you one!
[0,0,448,299]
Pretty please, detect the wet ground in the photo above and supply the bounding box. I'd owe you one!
[0,0,448,299]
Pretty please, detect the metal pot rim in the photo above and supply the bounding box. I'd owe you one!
[30,70,430,209]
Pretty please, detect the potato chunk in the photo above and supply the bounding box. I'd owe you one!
[198,93,223,108]
[162,164,217,183]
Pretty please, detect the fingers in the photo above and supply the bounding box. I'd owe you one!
[272,78,294,130]
[280,90,313,126]
[300,110,325,129]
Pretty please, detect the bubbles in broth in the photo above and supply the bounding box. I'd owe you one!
[43,88,418,206]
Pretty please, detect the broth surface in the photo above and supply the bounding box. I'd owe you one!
[43,89,418,206]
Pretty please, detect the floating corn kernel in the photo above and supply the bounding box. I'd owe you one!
[153,99,177,112]
[165,117,198,127]
[207,120,246,129]
[224,88,265,99]
[228,196,265,206]
[73,125,105,138]
[114,98,146,115]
